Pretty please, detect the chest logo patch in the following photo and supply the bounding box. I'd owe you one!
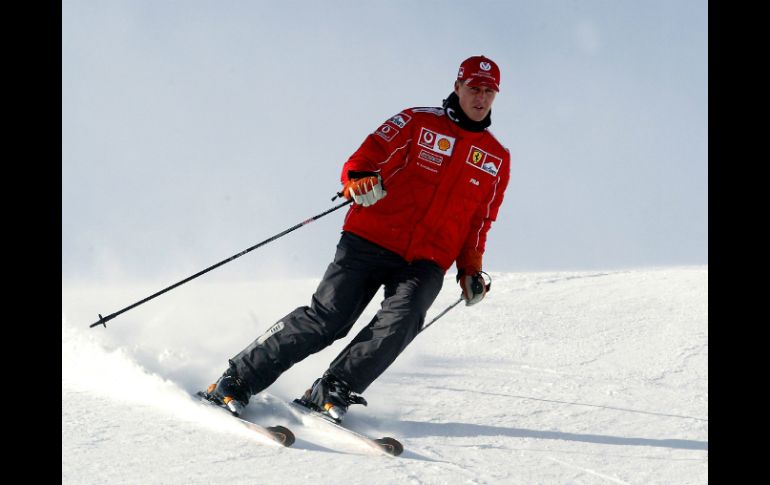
[418,127,455,156]
[466,146,502,176]
[418,149,444,166]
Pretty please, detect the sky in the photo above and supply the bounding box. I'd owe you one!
[62,0,708,284]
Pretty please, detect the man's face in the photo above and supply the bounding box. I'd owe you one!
[454,81,497,122]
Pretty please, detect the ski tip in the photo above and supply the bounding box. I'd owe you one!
[267,425,296,447]
[375,437,404,456]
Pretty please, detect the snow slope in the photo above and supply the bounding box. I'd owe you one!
[62,267,707,484]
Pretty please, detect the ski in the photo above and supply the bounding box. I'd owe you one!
[195,391,295,447]
[288,399,403,456]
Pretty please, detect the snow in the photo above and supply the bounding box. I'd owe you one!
[62,267,707,484]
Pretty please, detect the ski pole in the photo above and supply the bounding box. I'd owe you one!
[420,272,492,333]
[420,297,463,333]
[89,199,353,329]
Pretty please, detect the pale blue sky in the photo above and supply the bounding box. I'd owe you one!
[62,0,707,282]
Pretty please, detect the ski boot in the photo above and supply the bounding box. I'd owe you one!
[296,372,367,423]
[200,365,251,416]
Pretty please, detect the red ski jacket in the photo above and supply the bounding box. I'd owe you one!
[341,106,510,273]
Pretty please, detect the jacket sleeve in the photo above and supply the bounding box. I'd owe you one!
[341,109,415,184]
[456,149,511,275]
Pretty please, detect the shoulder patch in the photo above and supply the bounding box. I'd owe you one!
[374,123,399,142]
[387,112,412,129]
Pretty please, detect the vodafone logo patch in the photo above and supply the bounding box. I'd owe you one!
[417,127,455,156]
[374,123,399,142]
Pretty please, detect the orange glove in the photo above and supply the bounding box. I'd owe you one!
[342,173,387,207]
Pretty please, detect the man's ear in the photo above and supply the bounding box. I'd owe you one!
[454,80,462,95]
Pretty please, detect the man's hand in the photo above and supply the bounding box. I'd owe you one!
[459,271,488,306]
[343,172,387,207]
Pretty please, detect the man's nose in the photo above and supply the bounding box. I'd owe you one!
[474,91,489,103]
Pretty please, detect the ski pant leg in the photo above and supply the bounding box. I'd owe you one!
[326,259,445,394]
[228,232,384,395]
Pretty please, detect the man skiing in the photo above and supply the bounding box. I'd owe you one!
[201,55,511,422]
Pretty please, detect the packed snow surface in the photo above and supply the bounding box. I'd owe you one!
[63,267,707,484]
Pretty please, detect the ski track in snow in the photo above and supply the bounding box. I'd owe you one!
[62,267,708,484]
[545,457,630,485]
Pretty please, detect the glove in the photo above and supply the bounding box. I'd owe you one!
[459,271,487,306]
[342,171,387,207]
[456,248,487,306]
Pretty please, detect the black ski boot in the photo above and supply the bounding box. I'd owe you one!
[297,372,367,422]
[201,365,251,416]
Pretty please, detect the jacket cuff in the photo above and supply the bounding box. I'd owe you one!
[342,169,379,184]
[456,249,483,278]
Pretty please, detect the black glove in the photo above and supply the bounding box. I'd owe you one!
[458,271,489,306]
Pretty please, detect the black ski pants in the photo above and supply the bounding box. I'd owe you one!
[230,231,445,395]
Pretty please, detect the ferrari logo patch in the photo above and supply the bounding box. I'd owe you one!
[466,146,502,176]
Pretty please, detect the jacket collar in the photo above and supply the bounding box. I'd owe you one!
[442,92,491,133]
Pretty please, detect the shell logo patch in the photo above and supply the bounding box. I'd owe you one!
[466,146,502,176]
[418,127,455,156]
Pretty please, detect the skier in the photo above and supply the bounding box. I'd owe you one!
[202,55,511,421]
